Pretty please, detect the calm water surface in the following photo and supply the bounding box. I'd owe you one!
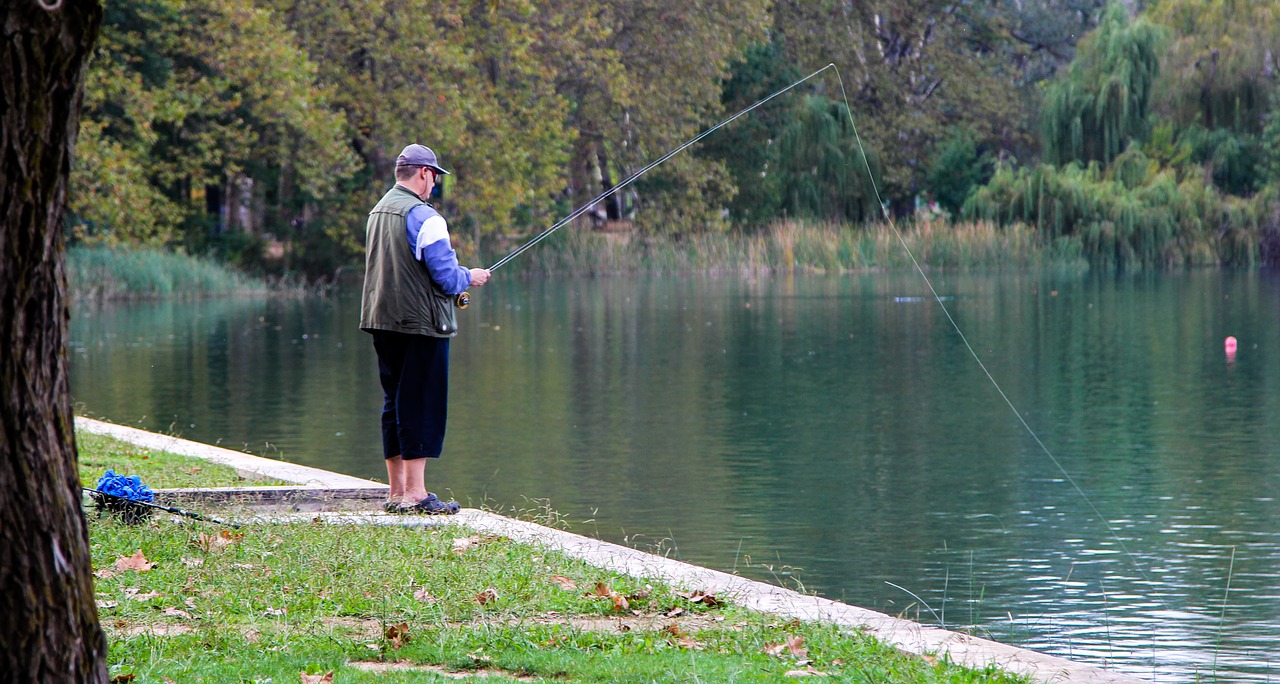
[70,271,1280,681]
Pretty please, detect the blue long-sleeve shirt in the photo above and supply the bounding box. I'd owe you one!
[405,204,471,295]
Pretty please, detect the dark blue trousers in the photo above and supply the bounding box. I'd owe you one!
[371,330,450,459]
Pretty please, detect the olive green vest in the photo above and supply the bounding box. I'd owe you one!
[359,185,458,337]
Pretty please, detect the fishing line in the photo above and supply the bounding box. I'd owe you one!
[454,64,840,308]
[824,64,1167,606]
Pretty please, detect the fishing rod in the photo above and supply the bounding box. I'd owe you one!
[454,62,839,309]
[84,487,242,528]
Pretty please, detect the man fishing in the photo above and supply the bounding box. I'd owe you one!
[359,144,490,514]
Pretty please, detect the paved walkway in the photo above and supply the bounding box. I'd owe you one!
[77,417,1151,683]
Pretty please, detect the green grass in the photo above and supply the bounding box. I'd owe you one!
[67,245,270,301]
[77,431,285,489]
[81,431,1027,683]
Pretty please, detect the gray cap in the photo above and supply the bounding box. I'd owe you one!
[395,144,450,175]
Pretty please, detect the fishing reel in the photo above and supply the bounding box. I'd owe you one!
[456,291,470,309]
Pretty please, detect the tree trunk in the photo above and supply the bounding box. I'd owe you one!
[0,1,107,682]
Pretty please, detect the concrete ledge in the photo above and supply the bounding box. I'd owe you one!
[76,417,387,491]
[78,416,1147,683]
[155,486,387,512]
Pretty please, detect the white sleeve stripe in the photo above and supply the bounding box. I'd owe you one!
[415,215,450,259]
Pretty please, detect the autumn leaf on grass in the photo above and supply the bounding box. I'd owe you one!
[548,575,577,590]
[452,535,484,554]
[475,587,499,605]
[96,600,119,609]
[264,607,287,616]
[412,588,438,603]
[384,622,410,649]
[94,568,117,580]
[585,583,629,611]
[114,551,153,573]
[195,530,242,552]
[122,588,161,601]
[299,672,333,684]
[161,607,193,619]
[675,589,722,607]
[764,635,807,659]
[110,675,136,683]
[785,665,830,677]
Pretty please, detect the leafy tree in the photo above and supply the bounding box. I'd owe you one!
[771,0,1028,216]
[1,1,109,680]
[1040,2,1164,166]
[776,95,882,224]
[72,0,356,250]
[1146,0,1280,134]
[925,128,993,216]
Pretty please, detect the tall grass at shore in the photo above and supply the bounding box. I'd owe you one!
[67,246,270,301]
[499,219,1087,275]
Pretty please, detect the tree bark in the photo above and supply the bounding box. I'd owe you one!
[0,1,107,682]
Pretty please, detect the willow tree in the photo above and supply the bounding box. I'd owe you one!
[1146,0,1279,134]
[776,95,881,224]
[1040,2,1164,166]
[1,0,109,681]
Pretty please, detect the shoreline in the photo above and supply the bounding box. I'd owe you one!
[76,416,1149,683]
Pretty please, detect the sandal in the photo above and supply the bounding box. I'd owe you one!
[395,493,460,516]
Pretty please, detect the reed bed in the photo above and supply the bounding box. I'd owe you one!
[498,219,1086,275]
[67,246,270,301]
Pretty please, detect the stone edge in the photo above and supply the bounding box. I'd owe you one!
[75,417,387,491]
[77,417,1149,684]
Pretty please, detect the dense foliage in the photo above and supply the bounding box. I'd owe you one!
[71,0,1280,273]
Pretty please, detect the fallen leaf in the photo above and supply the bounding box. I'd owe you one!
[186,466,203,474]
[180,557,204,568]
[475,588,499,605]
[677,636,703,650]
[122,588,161,601]
[786,635,807,659]
[264,607,287,616]
[95,600,119,609]
[676,589,721,607]
[184,598,198,609]
[452,535,483,554]
[194,530,241,552]
[161,608,192,619]
[110,675,136,683]
[384,622,410,649]
[114,551,153,573]
[627,586,652,601]
[299,672,333,684]
[94,569,117,580]
[585,583,629,611]
[665,606,686,618]
[549,575,577,590]
[412,588,437,603]
[785,666,829,677]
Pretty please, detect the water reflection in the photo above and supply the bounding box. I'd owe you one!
[70,271,1280,681]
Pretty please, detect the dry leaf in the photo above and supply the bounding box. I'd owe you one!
[676,589,721,606]
[549,575,577,590]
[184,597,198,609]
[161,608,192,619]
[110,675,136,683]
[475,587,499,605]
[412,588,438,603]
[114,551,153,573]
[94,568,117,580]
[180,557,204,568]
[665,607,686,618]
[96,600,119,609]
[786,635,807,659]
[585,582,629,611]
[299,672,333,684]
[452,535,483,554]
[678,636,703,650]
[785,666,829,677]
[384,622,410,649]
[264,607,287,616]
[123,589,161,601]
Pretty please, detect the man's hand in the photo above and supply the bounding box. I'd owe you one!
[469,268,491,287]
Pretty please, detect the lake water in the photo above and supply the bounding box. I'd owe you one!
[70,270,1280,681]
